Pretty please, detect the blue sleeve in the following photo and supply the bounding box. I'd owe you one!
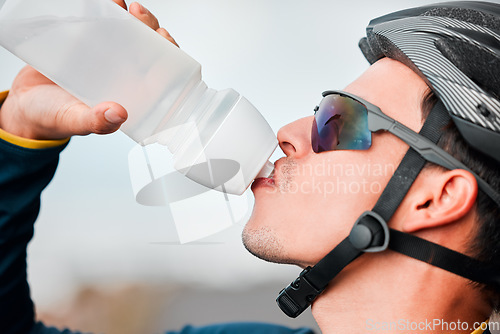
[166,322,315,334]
[0,137,83,334]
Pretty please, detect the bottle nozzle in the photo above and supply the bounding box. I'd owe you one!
[256,160,275,179]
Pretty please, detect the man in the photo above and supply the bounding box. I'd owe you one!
[0,1,499,334]
[244,2,500,333]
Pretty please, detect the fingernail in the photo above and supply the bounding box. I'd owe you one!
[104,108,125,124]
[138,3,148,14]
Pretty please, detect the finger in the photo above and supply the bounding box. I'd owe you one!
[129,2,160,31]
[112,0,127,10]
[12,66,53,89]
[67,102,128,136]
[157,28,179,47]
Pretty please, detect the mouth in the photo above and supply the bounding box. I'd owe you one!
[251,162,277,191]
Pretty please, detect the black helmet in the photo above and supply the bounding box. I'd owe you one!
[359,1,500,162]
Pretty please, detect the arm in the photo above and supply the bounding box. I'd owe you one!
[0,97,70,333]
[0,2,177,333]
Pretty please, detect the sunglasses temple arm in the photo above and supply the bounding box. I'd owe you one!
[368,112,500,207]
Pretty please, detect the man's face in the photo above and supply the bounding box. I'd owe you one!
[243,58,429,268]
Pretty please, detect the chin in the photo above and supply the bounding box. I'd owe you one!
[242,212,306,266]
[241,215,286,264]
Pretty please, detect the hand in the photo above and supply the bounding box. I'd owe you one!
[0,1,178,141]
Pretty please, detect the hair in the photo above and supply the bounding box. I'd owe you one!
[421,89,500,309]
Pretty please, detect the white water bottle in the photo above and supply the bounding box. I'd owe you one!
[0,0,277,195]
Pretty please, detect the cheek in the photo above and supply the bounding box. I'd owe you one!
[290,159,389,259]
[248,131,407,264]
[249,155,395,263]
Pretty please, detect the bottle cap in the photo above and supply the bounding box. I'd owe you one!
[175,95,278,195]
[256,160,275,179]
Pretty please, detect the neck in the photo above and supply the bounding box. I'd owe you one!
[310,252,491,334]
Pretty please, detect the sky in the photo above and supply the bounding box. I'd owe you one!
[0,0,474,311]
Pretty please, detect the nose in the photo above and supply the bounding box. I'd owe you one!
[277,116,314,158]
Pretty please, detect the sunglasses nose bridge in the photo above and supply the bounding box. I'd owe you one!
[277,116,315,158]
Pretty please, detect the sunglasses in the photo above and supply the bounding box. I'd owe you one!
[311,90,500,206]
[312,91,372,152]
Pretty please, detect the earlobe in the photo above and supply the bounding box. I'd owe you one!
[402,168,478,233]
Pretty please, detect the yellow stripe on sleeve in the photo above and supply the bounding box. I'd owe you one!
[0,90,8,102]
[0,127,69,149]
[471,321,488,334]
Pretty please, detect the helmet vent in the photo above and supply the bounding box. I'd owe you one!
[422,7,499,33]
[478,103,491,118]
[435,37,500,101]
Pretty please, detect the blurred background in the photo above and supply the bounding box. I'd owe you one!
[0,0,468,333]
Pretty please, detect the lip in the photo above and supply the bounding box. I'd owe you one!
[251,177,276,191]
[251,158,284,191]
[251,160,279,191]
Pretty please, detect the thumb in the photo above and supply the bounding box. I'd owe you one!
[68,102,128,136]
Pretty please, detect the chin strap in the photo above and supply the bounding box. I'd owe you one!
[276,211,389,318]
[277,101,500,318]
[388,230,500,288]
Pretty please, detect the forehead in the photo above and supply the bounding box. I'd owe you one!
[343,58,429,133]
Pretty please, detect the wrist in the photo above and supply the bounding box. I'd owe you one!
[0,91,69,149]
[0,91,27,138]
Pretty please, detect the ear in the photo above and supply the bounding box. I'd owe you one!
[402,168,478,233]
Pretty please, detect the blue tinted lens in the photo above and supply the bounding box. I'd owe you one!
[312,94,371,153]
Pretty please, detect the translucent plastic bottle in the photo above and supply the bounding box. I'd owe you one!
[0,0,277,195]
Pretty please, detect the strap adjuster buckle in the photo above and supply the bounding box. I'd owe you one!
[276,267,323,318]
[349,210,389,252]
